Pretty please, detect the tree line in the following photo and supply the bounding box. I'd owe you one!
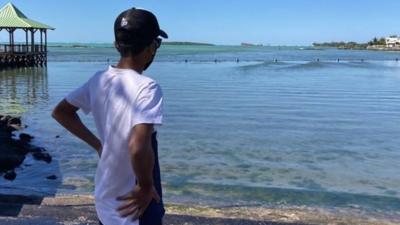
[313,36,398,49]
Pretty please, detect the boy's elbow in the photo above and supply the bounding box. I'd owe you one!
[129,143,141,158]
[52,102,67,120]
[52,99,77,121]
[52,106,61,120]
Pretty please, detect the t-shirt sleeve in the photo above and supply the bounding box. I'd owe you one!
[132,82,163,127]
[65,80,92,114]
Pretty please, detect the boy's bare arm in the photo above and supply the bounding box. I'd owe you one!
[52,99,102,156]
[129,124,155,190]
[116,124,160,219]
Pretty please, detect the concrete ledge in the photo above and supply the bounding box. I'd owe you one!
[0,194,399,225]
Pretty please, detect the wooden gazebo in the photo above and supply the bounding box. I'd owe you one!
[0,2,54,70]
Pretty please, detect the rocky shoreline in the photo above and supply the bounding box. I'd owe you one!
[0,115,54,181]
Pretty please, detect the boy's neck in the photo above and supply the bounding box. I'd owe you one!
[116,57,144,74]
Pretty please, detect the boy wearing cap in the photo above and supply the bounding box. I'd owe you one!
[52,8,168,225]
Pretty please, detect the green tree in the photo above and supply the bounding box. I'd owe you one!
[379,38,386,45]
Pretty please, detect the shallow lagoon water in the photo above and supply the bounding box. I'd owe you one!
[0,46,400,213]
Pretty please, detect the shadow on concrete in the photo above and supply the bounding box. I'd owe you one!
[0,194,43,217]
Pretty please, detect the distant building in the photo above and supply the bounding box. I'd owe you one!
[385,37,400,48]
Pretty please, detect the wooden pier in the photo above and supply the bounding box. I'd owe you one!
[0,2,54,70]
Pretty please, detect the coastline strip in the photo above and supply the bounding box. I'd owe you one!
[0,194,399,225]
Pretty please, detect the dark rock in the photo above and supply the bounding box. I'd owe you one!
[46,175,57,180]
[9,140,30,155]
[0,130,12,140]
[8,117,21,127]
[4,170,17,181]
[19,133,34,143]
[55,135,60,138]
[60,184,77,190]
[0,150,25,173]
[0,115,7,125]
[29,147,46,153]
[7,117,22,132]
[32,152,52,164]
[0,115,22,138]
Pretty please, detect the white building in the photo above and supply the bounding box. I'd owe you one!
[385,37,400,48]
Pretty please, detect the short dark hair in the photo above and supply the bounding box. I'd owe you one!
[116,40,151,57]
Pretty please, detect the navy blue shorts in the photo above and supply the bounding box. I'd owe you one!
[99,132,164,225]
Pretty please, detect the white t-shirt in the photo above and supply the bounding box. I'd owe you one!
[66,66,163,225]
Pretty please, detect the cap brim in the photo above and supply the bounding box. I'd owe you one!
[159,29,168,39]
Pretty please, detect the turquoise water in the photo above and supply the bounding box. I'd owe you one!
[1,45,400,212]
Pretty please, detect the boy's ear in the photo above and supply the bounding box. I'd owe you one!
[146,43,156,55]
[114,42,120,51]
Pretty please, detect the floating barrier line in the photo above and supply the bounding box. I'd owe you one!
[44,58,400,64]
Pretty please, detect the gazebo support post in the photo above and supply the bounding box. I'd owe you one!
[44,30,47,52]
[23,28,28,52]
[30,29,37,53]
[40,29,43,52]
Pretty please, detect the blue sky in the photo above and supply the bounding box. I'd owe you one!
[1,0,400,45]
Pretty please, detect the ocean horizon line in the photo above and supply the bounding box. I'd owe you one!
[44,41,312,48]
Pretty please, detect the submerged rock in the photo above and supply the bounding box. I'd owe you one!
[4,170,17,181]
[32,152,52,164]
[46,175,57,180]
[19,133,34,143]
[0,115,22,136]
[29,147,46,153]
[0,149,25,172]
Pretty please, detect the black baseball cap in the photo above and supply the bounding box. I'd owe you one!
[114,8,168,46]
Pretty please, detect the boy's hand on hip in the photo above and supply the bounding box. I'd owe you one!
[116,185,160,220]
[96,144,102,157]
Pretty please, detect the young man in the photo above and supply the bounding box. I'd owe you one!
[52,8,168,225]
